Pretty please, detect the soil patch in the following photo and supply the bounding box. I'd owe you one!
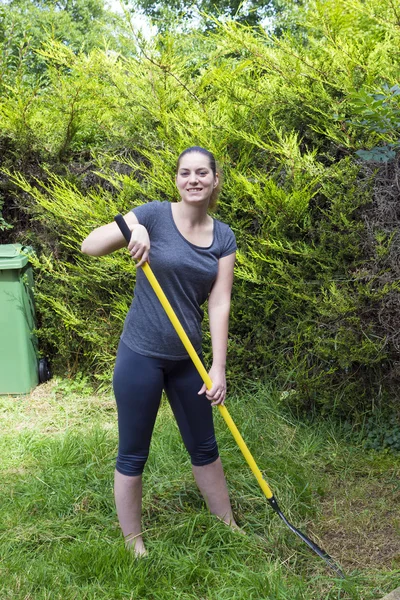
[313,472,400,571]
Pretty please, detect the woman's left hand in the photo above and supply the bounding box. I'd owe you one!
[198,365,227,406]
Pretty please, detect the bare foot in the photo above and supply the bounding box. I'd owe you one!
[229,523,246,535]
[124,533,148,557]
[217,516,246,535]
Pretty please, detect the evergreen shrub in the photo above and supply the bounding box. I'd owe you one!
[1,0,400,418]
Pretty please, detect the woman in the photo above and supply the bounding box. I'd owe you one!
[81,146,238,555]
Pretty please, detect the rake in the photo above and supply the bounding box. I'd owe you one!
[115,213,344,578]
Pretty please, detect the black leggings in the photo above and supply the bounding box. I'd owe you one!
[113,340,219,476]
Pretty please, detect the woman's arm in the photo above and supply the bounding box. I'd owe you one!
[81,210,150,266]
[198,252,236,406]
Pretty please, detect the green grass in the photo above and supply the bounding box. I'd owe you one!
[0,380,399,599]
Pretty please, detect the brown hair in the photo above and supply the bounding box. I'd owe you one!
[176,146,222,209]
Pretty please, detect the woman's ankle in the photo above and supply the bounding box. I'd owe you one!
[124,532,147,556]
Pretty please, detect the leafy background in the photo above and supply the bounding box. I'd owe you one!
[1,0,400,436]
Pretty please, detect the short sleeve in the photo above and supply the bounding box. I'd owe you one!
[131,201,161,232]
[220,225,237,258]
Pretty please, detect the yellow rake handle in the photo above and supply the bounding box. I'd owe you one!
[141,261,273,500]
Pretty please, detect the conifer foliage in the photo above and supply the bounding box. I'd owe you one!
[1,0,399,415]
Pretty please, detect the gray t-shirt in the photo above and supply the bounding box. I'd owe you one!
[121,200,237,360]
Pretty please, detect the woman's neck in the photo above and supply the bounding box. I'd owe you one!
[173,200,210,227]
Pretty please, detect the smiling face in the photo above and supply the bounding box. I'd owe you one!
[176,151,218,206]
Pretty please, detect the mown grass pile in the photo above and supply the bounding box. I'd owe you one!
[1,380,398,599]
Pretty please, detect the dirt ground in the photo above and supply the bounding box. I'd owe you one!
[314,470,400,572]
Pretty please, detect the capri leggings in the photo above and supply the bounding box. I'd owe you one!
[113,340,219,476]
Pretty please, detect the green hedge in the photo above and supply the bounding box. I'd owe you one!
[1,0,400,416]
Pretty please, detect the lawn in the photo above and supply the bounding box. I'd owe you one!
[0,379,399,599]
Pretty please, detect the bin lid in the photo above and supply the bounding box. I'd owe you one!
[0,244,34,269]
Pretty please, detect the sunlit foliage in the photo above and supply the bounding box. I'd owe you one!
[1,0,399,416]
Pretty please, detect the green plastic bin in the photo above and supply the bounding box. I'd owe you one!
[0,244,39,394]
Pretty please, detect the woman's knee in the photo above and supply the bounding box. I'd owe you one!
[116,450,149,476]
[190,435,219,467]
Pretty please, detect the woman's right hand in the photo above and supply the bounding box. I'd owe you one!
[128,224,150,268]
